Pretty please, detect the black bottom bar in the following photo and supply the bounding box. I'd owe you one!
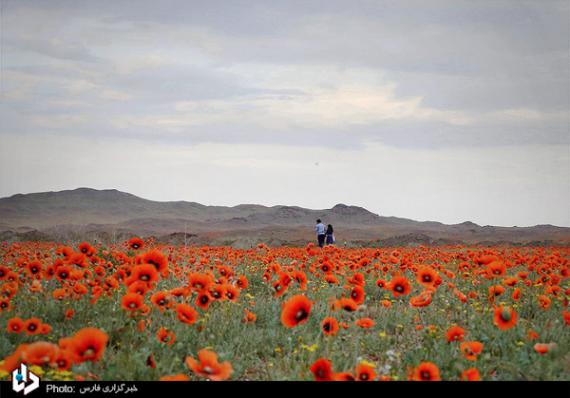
[1,381,569,398]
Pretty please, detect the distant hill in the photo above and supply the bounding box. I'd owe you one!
[0,188,569,247]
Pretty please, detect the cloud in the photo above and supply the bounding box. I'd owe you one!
[1,0,566,146]
[5,37,101,63]
[166,82,474,129]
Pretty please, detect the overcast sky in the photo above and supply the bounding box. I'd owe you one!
[0,0,568,226]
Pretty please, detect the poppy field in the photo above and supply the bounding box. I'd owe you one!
[0,239,569,381]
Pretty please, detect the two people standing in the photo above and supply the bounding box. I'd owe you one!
[315,219,335,248]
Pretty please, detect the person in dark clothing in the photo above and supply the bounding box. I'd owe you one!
[325,224,335,245]
[315,219,326,248]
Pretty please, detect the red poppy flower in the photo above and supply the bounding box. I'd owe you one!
[445,326,465,343]
[235,275,249,290]
[461,368,481,381]
[355,363,376,381]
[538,295,551,310]
[0,344,28,372]
[486,261,506,278]
[488,285,505,299]
[242,309,257,323]
[291,271,307,290]
[200,279,220,298]
[335,297,359,312]
[127,281,151,296]
[65,309,75,320]
[321,317,339,336]
[78,242,96,257]
[128,237,144,250]
[0,299,11,312]
[160,374,190,381]
[176,303,199,325]
[189,273,213,291]
[146,353,156,369]
[224,284,240,302]
[139,250,169,277]
[26,261,43,278]
[334,372,356,381]
[348,272,365,286]
[411,362,441,381]
[69,327,109,363]
[349,286,365,304]
[320,262,333,274]
[355,318,375,329]
[39,323,52,335]
[310,358,334,381]
[272,273,291,298]
[21,342,59,366]
[127,264,159,285]
[150,291,172,311]
[534,343,556,354]
[460,341,483,361]
[195,291,213,310]
[502,277,518,287]
[156,327,176,346]
[563,311,570,326]
[185,349,233,381]
[388,276,411,297]
[0,265,9,280]
[54,350,73,371]
[170,287,189,298]
[512,288,522,301]
[416,266,438,288]
[24,318,42,335]
[7,317,24,333]
[281,295,312,328]
[68,253,87,268]
[55,265,72,282]
[217,265,233,278]
[121,293,145,312]
[410,291,433,307]
[376,278,387,289]
[493,306,518,330]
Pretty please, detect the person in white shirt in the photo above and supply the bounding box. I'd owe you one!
[315,219,326,248]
